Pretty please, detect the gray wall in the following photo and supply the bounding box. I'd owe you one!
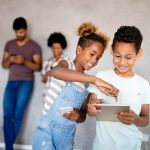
[0,0,150,149]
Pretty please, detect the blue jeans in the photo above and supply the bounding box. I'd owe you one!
[3,80,33,150]
[32,119,75,150]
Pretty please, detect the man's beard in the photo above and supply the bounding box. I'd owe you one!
[17,36,26,41]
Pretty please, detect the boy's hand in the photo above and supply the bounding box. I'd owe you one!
[116,110,138,125]
[87,98,103,116]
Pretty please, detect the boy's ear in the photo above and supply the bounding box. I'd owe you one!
[76,45,82,54]
[137,48,143,59]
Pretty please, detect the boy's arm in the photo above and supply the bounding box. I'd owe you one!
[117,104,149,127]
[87,93,103,117]
[62,94,91,123]
[136,104,149,126]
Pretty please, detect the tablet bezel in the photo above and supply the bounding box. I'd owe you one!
[94,104,130,122]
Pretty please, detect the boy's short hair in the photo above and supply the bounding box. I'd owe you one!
[13,17,27,30]
[112,26,143,53]
[47,32,67,49]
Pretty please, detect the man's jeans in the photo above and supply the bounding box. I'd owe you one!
[3,80,33,150]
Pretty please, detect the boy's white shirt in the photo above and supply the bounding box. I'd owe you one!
[88,69,150,150]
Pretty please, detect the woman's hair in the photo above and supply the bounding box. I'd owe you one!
[47,32,67,49]
[13,17,27,30]
[77,22,109,49]
[112,26,143,54]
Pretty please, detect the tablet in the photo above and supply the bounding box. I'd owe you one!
[94,104,130,122]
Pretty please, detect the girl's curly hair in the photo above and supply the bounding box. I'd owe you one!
[77,22,109,48]
[47,32,67,49]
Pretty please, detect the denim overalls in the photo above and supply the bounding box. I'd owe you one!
[33,81,88,150]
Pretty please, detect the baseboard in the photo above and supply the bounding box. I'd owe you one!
[0,143,32,150]
[0,143,81,150]
[143,133,150,142]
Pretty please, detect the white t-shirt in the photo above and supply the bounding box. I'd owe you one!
[88,69,150,150]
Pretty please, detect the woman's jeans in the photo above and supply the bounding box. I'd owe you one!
[3,80,33,150]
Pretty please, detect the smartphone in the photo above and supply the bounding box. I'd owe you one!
[59,107,73,115]
[93,104,102,109]
[11,54,17,56]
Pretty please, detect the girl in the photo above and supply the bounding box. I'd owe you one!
[41,32,68,106]
[32,22,118,150]
[88,26,150,150]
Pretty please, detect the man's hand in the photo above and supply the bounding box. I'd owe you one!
[10,55,25,64]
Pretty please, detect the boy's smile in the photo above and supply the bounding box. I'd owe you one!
[112,42,139,77]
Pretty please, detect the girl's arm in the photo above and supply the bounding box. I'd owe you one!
[63,94,91,123]
[117,104,149,127]
[47,60,119,97]
[48,60,98,83]
[41,61,50,83]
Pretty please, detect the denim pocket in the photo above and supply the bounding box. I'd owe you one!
[57,84,87,109]
[61,91,85,108]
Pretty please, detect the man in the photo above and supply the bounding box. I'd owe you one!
[1,17,42,150]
